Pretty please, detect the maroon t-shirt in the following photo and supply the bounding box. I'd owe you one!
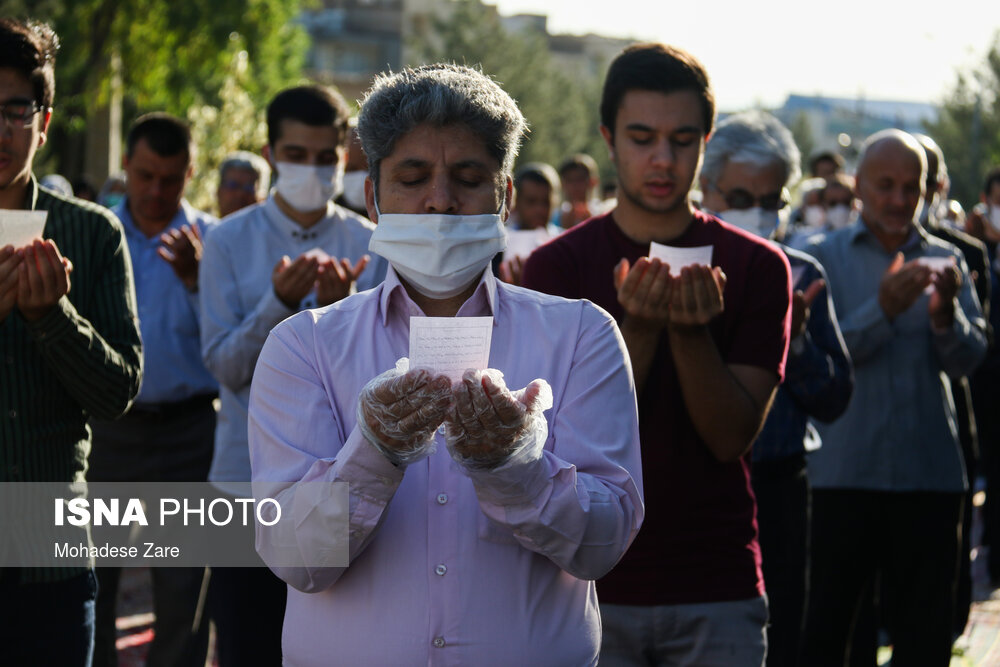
[522,210,791,605]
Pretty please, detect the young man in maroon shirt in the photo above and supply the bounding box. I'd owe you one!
[522,43,792,665]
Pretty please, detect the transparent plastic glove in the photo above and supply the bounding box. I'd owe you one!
[356,358,453,466]
[445,369,553,471]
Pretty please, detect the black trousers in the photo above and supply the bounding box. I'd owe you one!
[801,489,962,667]
[88,400,215,667]
[752,453,809,667]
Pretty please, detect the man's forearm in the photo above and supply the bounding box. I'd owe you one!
[618,317,663,396]
[667,325,772,462]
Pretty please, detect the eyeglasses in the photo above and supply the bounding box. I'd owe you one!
[714,185,788,212]
[0,99,46,129]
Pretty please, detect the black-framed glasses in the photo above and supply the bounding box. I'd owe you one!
[0,99,46,129]
[714,185,788,212]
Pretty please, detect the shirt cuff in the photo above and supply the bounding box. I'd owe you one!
[23,296,78,345]
[335,426,405,503]
[461,426,551,506]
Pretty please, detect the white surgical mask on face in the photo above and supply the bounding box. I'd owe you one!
[368,198,506,299]
[803,205,826,229]
[717,207,779,239]
[274,162,343,212]
[989,205,1000,232]
[826,204,852,230]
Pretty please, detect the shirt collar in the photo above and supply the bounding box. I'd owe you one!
[24,174,40,210]
[378,264,498,327]
[852,217,928,253]
[115,197,197,240]
[263,192,339,241]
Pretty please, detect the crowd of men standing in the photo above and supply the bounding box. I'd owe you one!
[2,13,1000,667]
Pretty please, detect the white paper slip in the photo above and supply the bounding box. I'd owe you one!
[504,229,551,260]
[409,316,493,382]
[0,210,48,249]
[915,256,955,272]
[916,256,956,294]
[647,243,713,276]
[303,247,331,262]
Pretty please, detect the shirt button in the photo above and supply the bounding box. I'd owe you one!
[8,410,16,418]
[432,637,446,648]
[5,356,13,364]
[436,493,448,505]
[435,564,447,576]
[377,476,392,486]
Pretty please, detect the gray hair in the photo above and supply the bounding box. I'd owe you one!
[219,151,272,198]
[856,129,927,186]
[701,110,802,189]
[357,63,527,195]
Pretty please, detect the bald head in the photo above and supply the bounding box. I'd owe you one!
[855,130,927,248]
[857,130,927,185]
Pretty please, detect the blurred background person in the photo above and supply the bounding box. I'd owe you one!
[97,172,127,210]
[808,148,845,180]
[553,152,604,229]
[700,109,854,666]
[499,161,562,285]
[216,150,270,218]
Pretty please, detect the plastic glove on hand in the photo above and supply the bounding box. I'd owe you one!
[445,369,552,470]
[357,360,453,466]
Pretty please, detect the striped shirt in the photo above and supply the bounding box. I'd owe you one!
[1,176,142,583]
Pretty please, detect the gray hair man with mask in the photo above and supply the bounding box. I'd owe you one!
[198,83,388,666]
[246,64,644,666]
[700,110,854,666]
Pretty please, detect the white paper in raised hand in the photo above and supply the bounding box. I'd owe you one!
[303,247,331,262]
[409,316,493,382]
[0,210,48,249]
[916,256,957,294]
[648,243,713,276]
[504,229,551,260]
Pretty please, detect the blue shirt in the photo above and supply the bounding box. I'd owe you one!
[752,245,853,462]
[199,196,388,484]
[114,198,218,405]
[804,220,987,492]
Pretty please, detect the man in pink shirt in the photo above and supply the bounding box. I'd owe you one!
[247,63,644,666]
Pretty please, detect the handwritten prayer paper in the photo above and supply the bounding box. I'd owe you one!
[647,243,713,276]
[0,210,48,249]
[409,316,493,381]
[504,229,551,260]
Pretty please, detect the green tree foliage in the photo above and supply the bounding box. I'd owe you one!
[408,0,612,182]
[2,0,309,178]
[186,48,270,213]
[925,33,1000,207]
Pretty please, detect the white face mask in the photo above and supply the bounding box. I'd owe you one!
[717,207,779,239]
[826,204,852,230]
[274,162,344,213]
[988,205,1000,232]
[368,199,506,299]
[802,205,826,228]
[341,171,368,211]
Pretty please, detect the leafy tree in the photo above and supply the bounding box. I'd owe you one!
[2,0,309,181]
[408,0,612,182]
[186,48,270,212]
[925,33,1000,207]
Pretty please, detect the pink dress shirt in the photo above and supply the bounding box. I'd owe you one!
[248,267,644,667]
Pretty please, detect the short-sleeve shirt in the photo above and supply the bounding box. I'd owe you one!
[522,209,791,605]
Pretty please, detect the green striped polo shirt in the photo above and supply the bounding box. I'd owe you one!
[1,176,143,584]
